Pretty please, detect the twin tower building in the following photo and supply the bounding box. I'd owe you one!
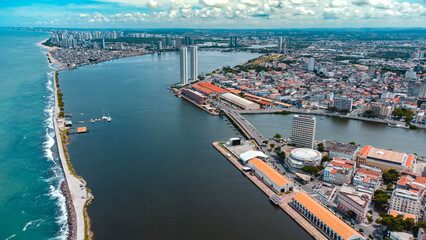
[180,45,198,85]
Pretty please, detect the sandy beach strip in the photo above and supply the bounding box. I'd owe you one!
[38,39,60,64]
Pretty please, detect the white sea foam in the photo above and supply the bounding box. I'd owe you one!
[42,67,68,240]
[5,234,16,240]
[22,219,43,231]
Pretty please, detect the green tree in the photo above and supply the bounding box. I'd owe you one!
[382,169,400,184]
[386,184,393,191]
[301,166,323,176]
[373,190,390,212]
[367,216,373,223]
[347,210,357,220]
[322,155,331,162]
[317,142,325,152]
[262,140,269,145]
[392,108,414,122]
[274,133,282,139]
[277,151,286,160]
[269,143,275,149]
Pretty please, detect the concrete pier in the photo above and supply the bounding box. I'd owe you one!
[213,142,327,240]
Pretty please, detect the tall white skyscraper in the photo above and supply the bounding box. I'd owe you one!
[307,57,315,71]
[180,46,188,85]
[278,37,283,53]
[291,115,316,149]
[190,45,198,81]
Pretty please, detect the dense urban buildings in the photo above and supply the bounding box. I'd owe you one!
[291,115,316,148]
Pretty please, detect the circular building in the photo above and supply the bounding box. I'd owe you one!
[287,148,322,171]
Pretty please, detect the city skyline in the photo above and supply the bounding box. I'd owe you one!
[1,0,426,29]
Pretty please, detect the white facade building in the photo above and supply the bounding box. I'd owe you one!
[180,46,188,85]
[291,114,316,148]
[190,45,198,81]
[389,188,421,216]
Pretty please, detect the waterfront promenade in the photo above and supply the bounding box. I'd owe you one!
[237,108,426,130]
[212,142,327,240]
[53,70,92,240]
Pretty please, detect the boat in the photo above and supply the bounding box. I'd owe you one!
[90,119,95,123]
[387,122,409,129]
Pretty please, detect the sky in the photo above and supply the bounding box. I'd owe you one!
[0,0,425,29]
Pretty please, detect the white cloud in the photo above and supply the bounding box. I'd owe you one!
[199,0,229,7]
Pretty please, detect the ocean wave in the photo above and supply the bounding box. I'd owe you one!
[22,219,43,231]
[5,234,16,240]
[42,67,68,240]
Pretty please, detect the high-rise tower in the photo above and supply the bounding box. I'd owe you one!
[278,37,283,53]
[190,45,198,81]
[180,46,188,85]
[291,115,316,149]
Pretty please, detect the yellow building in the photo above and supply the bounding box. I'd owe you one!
[357,146,416,173]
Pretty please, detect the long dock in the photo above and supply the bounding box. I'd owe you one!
[213,142,327,240]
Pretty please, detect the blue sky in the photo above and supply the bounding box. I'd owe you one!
[0,0,425,28]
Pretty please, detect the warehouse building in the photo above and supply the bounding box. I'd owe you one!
[247,158,293,193]
[220,93,260,110]
[291,192,365,240]
[181,88,208,105]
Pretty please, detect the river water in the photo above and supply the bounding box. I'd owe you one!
[244,114,426,157]
[59,52,312,239]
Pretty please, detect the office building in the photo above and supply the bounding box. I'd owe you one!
[180,46,188,85]
[291,192,365,240]
[419,80,426,98]
[278,37,283,53]
[337,185,372,223]
[357,145,416,173]
[291,114,316,148]
[334,97,353,111]
[157,41,162,50]
[190,45,198,81]
[389,188,421,216]
[307,57,315,71]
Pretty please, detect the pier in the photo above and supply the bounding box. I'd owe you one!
[212,142,327,240]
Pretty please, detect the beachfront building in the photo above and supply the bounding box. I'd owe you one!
[357,146,416,173]
[291,114,316,148]
[291,192,365,240]
[352,166,382,190]
[337,185,372,223]
[180,46,188,85]
[323,141,360,160]
[323,158,355,185]
[219,93,260,110]
[286,148,322,173]
[246,158,293,193]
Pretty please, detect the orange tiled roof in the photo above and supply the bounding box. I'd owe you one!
[293,193,362,240]
[249,158,292,186]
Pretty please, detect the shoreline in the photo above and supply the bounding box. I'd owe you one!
[237,109,426,130]
[39,37,94,240]
[52,68,94,240]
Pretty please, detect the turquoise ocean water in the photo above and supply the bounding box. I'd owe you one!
[0,29,67,239]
